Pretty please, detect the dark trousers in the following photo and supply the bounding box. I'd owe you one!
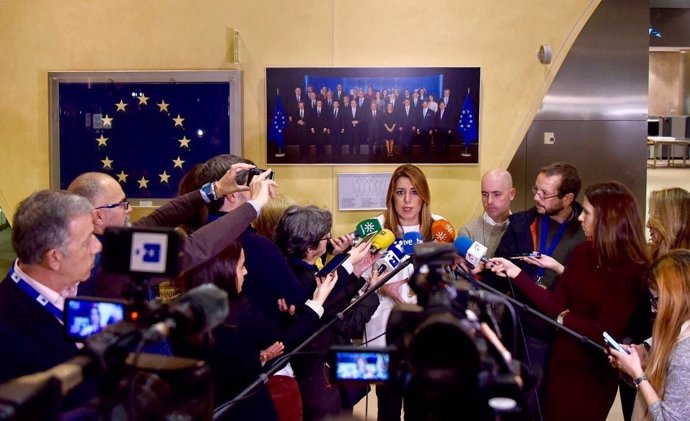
[522,335,551,421]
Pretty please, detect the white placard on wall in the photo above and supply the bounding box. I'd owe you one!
[338,172,393,211]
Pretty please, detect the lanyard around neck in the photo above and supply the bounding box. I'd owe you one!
[537,215,568,278]
[9,262,63,319]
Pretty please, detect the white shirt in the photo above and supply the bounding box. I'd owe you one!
[14,261,70,313]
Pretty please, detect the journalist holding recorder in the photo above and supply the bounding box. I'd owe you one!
[487,181,650,421]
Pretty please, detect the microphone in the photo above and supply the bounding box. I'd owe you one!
[374,238,407,275]
[370,228,395,254]
[431,219,456,243]
[353,218,383,238]
[454,235,489,268]
[402,231,424,255]
[147,284,229,340]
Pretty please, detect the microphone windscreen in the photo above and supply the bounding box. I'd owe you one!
[371,228,396,251]
[402,231,424,255]
[431,219,456,243]
[354,218,383,238]
[454,235,475,256]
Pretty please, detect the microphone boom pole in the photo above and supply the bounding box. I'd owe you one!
[474,279,606,354]
[214,256,414,419]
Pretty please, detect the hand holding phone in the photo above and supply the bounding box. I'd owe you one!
[316,253,350,278]
[509,252,541,259]
[603,331,630,354]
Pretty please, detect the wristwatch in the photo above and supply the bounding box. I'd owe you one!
[633,375,648,389]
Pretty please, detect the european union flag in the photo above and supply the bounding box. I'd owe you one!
[458,92,478,146]
[268,93,288,149]
[57,82,231,198]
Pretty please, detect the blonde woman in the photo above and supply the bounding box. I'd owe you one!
[610,250,690,420]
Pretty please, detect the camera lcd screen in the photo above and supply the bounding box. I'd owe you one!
[64,297,127,341]
[331,348,390,383]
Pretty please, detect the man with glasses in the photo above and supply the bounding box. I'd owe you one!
[67,165,275,298]
[492,161,585,421]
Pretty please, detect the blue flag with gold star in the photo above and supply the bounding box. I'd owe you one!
[458,92,478,146]
[268,93,288,149]
[57,82,230,198]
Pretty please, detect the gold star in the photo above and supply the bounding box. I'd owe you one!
[178,136,191,148]
[172,114,185,127]
[101,114,113,127]
[116,170,129,183]
[157,100,170,112]
[138,94,149,105]
[137,176,149,189]
[101,156,114,169]
[172,156,185,168]
[115,100,127,112]
[159,171,171,184]
[95,134,109,146]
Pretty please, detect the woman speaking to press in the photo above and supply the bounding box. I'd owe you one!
[487,181,650,421]
[610,250,690,421]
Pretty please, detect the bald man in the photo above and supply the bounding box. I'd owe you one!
[67,165,274,298]
[459,169,516,257]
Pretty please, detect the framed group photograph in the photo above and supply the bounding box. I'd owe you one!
[266,67,480,165]
[49,70,242,204]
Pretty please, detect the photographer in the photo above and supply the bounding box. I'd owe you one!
[68,161,273,299]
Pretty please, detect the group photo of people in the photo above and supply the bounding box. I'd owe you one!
[1,154,688,421]
[266,67,480,165]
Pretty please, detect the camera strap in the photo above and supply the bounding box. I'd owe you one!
[9,261,64,320]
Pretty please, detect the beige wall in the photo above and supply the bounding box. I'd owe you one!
[0,0,598,233]
[649,51,682,117]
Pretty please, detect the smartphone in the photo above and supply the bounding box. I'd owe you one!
[247,168,275,185]
[64,297,128,341]
[510,252,542,259]
[603,331,630,354]
[329,346,390,384]
[316,253,350,278]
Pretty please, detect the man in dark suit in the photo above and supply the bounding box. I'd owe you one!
[417,100,435,156]
[434,100,453,149]
[0,190,102,411]
[290,101,310,156]
[334,83,345,102]
[309,99,329,158]
[365,102,383,156]
[328,100,345,157]
[397,98,417,156]
[344,100,363,155]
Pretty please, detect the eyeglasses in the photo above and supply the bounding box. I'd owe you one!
[531,186,561,201]
[95,200,130,210]
[321,233,333,241]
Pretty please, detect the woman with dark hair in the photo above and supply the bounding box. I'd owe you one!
[274,205,380,421]
[610,250,690,420]
[180,241,338,421]
[488,181,650,421]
